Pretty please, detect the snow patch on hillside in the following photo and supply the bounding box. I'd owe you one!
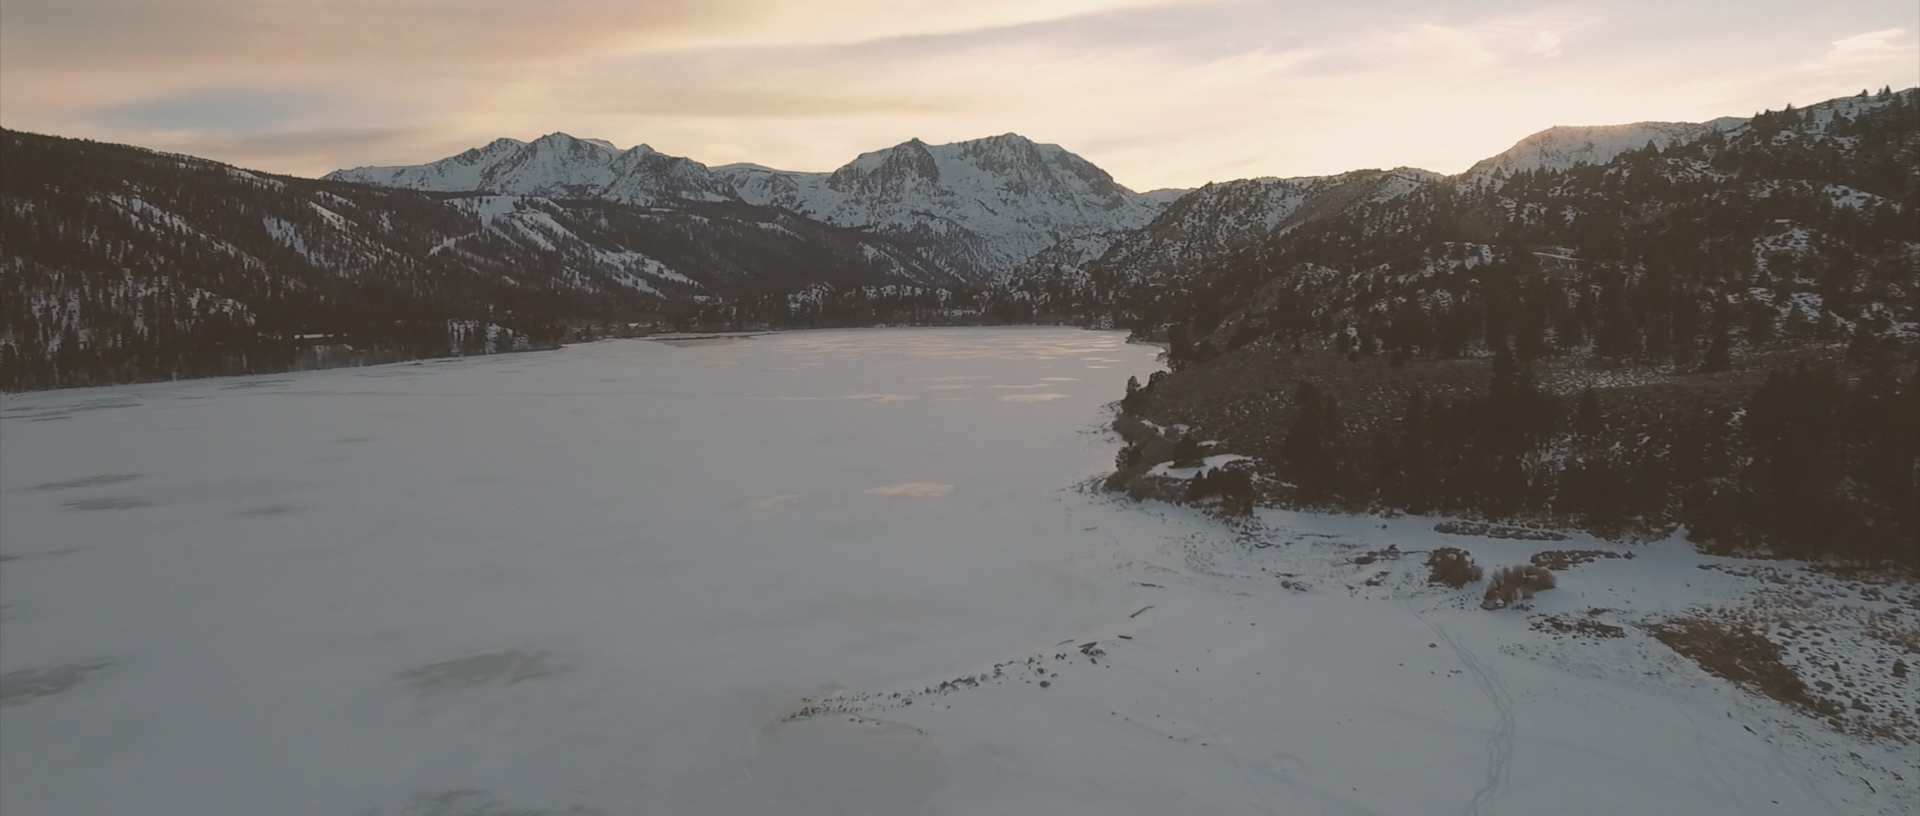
[330,133,1175,279]
[1464,121,1727,181]
[327,134,735,206]
[718,134,1174,278]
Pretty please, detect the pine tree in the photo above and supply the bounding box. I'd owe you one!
[1700,331,1732,373]
[1575,388,1603,436]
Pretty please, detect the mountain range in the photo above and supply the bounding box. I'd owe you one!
[329,132,1178,280]
[3,88,1914,390]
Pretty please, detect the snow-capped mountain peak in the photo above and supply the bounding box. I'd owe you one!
[716,133,1173,278]
[330,131,1180,279]
[827,137,944,195]
[325,135,734,205]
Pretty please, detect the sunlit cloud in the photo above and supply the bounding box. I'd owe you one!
[747,493,802,511]
[1529,30,1565,58]
[1807,28,1911,73]
[1,1,1913,188]
[865,482,955,498]
[1830,27,1908,56]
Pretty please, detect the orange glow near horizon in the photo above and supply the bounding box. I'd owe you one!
[1,0,1914,190]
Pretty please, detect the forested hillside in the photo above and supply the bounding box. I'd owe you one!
[0,131,962,390]
[1103,88,1919,567]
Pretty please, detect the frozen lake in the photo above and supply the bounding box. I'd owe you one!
[0,328,1902,815]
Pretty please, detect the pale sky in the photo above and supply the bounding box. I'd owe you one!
[2,0,1915,190]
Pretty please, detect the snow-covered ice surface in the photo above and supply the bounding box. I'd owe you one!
[1,328,1912,816]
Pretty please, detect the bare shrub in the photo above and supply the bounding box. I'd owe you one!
[1186,467,1256,515]
[1426,547,1483,588]
[1481,565,1557,609]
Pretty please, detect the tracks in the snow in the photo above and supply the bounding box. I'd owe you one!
[1415,607,1514,816]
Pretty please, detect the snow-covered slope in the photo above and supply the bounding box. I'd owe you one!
[1462,120,1741,181]
[1128,168,1434,246]
[716,134,1174,279]
[1091,167,1438,286]
[987,167,1443,322]
[1450,91,1916,185]
[1137,187,1191,208]
[331,133,1175,280]
[1783,92,1899,134]
[326,133,736,206]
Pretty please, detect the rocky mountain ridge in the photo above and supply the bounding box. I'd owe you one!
[333,132,1176,281]
[329,133,737,206]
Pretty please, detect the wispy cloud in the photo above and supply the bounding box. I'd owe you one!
[865,482,955,498]
[1,0,1913,187]
[89,88,332,132]
[1806,28,1912,74]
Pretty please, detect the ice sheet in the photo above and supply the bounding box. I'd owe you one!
[0,328,1905,815]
